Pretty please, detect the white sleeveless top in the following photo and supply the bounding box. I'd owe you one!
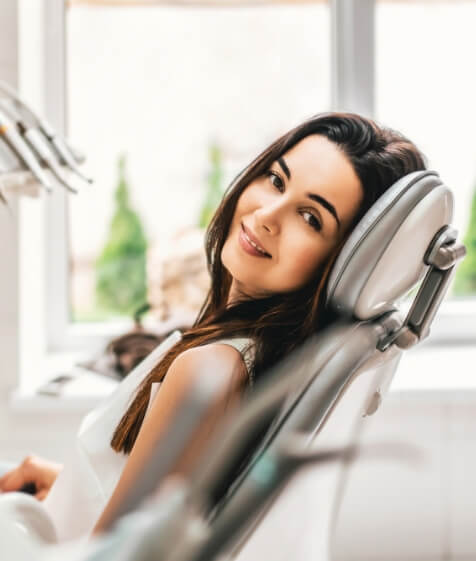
[42,330,255,542]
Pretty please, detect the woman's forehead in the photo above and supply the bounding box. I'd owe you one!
[280,135,363,218]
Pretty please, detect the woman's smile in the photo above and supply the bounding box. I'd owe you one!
[238,223,272,258]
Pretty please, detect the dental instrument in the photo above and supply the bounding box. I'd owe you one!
[0,100,78,194]
[0,110,53,192]
[0,80,93,184]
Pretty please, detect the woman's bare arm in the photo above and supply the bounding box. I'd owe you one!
[92,343,248,535]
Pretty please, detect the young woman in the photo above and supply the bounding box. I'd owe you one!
[0,112,426,542]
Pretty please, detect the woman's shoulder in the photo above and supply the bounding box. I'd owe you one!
[170,339,252,390]
[178,341,248,375]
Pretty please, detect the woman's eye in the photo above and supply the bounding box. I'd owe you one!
[302,211,322,232]
[266,171,284,192]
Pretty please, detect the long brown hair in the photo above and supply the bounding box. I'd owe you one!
[111,112,426,454]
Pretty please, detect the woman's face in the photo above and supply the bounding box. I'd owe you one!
[221,134,364,303]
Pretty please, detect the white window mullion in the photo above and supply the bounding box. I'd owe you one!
[331,0,375,117]
[0,0,20,390]
[44,0,70,352]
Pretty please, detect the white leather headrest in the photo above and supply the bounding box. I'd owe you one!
[326,171,454,319]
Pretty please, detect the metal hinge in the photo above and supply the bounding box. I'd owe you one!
[377,226,466,352]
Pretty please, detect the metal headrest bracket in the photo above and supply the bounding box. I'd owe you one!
[377,226,467,351]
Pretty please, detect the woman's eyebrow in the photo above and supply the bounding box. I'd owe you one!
[277,157,291,179]
[307,193,341,230]
[277,157,341,231]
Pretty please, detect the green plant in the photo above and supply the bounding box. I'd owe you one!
[95,154,148,316]
[453,184,476,295]
[198,142,225,229]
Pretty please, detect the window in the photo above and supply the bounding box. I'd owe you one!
[41,0,474,355]
[376,0,476,302]
[65,1,331,330]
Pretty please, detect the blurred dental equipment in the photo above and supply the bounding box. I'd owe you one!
[0,79,92,194]
[0,109,53,192]
[0,101,77,194]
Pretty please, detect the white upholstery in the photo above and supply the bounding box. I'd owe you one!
[356,185,452,318]
[327,171,453,319]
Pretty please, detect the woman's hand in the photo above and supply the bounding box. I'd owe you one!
[0,455,63,501]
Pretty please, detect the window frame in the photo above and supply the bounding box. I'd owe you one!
[43,0,475,353]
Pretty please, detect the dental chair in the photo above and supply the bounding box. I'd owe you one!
[1,170,466,561]
[202,168,462,561]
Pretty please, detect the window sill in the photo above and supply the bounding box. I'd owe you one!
[12,353,119,414]
[391,343,476,392]
[398,298,476,345]
[9,389,110,414]
[431,305,475,344]
[10,341,476,415]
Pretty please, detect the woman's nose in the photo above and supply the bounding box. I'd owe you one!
[253,202,282,236]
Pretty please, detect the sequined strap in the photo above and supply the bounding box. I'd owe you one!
[214,337,256,386]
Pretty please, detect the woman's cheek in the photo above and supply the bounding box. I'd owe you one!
[285,247,322,287]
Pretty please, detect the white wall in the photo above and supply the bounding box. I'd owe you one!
[333,390,476,561]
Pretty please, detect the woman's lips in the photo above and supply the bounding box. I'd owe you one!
[238,224,272,258]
